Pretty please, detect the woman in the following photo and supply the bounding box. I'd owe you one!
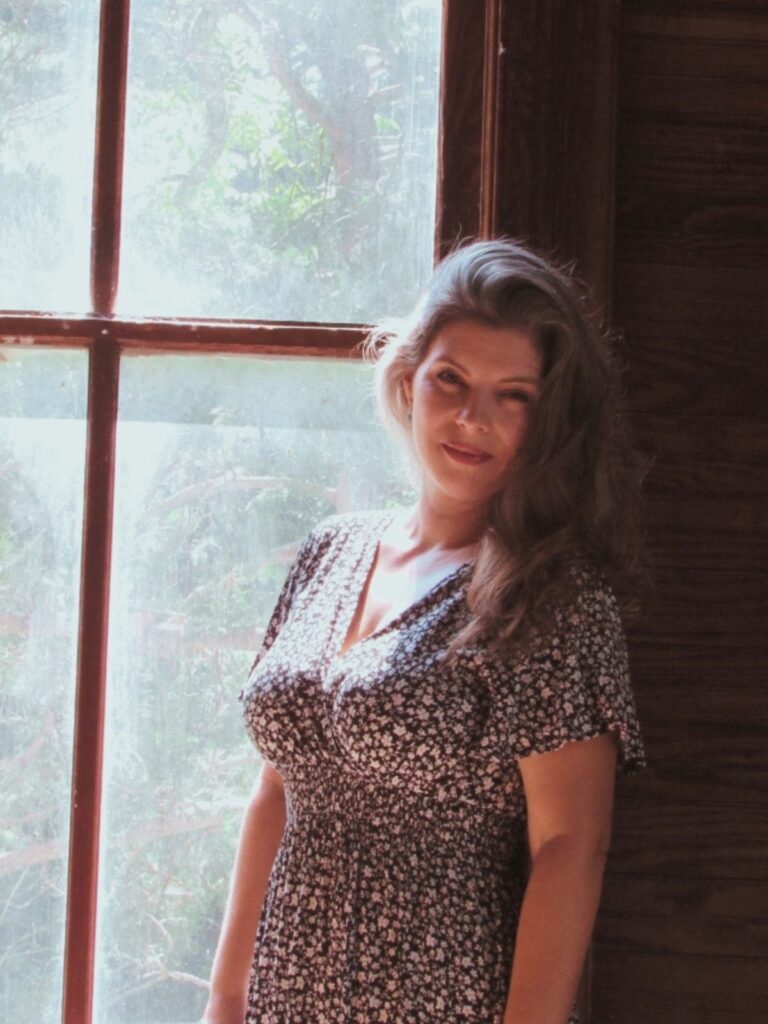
[203,239,648,1024]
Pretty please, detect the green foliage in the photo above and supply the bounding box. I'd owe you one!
[119,0,441,319]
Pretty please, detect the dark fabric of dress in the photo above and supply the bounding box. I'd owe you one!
[239,510,648,1024]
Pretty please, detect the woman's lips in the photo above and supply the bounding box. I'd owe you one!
[441,442,493,465]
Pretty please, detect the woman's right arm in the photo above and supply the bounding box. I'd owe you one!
[202,760,287,1024]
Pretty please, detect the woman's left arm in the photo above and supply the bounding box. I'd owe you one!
[502,731,619,1024]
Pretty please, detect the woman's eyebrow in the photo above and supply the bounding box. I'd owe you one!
[434,354,539,385]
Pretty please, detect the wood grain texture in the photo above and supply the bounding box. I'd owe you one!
[615,190,768,268]
[627,569,768,647]
[619,29,767,124]
[595,874,768,958]
[643,493,767,571]
[619,326,767,419]
[616,718,766,806]
[605,3,768,1014]
[591,951,768,1021]
[609,795,768,880]
[494,0,619,312]
[615,263,767,332]
[622,2,768,32]
[632,413,768,494]
[628,642,766,723]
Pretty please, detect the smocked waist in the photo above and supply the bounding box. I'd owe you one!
[283,771,527,861]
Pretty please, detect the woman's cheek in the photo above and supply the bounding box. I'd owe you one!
[420,386,454,418]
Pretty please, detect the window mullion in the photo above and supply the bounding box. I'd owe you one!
[61,339,120,1024]
[90,0,132,316]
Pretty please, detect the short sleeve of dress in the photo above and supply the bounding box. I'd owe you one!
[498,570,648,777]
[237,527,318,699]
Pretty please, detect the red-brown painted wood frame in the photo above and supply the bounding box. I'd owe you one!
[434,0,491,253]
[61,340,120,1024]
[0,315,369,357]
[90,0,131,315]
[61,0,130,1017]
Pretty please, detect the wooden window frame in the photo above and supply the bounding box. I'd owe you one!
[0,1,618,1022]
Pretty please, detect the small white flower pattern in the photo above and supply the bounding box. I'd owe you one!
[239,510,647,1023]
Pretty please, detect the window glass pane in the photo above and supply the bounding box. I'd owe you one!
[0,2,100,313]
[0,347,88,1023]
[94,353,411,1024]
[117,0,442,321]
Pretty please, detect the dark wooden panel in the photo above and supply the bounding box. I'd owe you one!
[592,951,768,1022]
[615,718,766,806]
[615,192,768,269]
[614,263,767,332]
[615,115,767,277]
[495,0,618,311]
[620,34,767,124]
[637,437,766,522]
[615,268,767,419]
[644,493,767,572]
[616,107,767,193]
[622,11,768,65]
[610,794,768,879]
[629,414,768,573]
[627,569,768,648]
[608,1,767,1020]
[631,413,768,495]
[629,642,766,723]
[622,2,768,27]
[619,326,767,419]
[596,874,768,957]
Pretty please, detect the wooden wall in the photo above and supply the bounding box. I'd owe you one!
[483,0,765,1016]
[596,1,768,1020]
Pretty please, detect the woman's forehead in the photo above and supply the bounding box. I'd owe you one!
[422,319,542,377]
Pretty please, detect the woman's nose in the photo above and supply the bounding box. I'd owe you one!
[455,392,492,431]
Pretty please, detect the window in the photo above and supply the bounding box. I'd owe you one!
[0,2,492,1023]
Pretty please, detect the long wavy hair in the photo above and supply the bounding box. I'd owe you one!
[363,238,649,657]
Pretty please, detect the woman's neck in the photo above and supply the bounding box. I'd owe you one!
[397,495,488,557]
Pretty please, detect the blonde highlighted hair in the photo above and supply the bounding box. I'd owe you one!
[363,238,649,656]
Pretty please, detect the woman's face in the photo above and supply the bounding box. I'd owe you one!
[402,318,542,514]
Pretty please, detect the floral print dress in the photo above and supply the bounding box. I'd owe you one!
[239,510,647,1024]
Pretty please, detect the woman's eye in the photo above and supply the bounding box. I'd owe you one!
[434,371,533,403]
[501,389,532,403]
[436,369,462,386]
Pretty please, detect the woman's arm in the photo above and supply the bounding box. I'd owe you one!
[502,731,618,1024]
[202,760,287,1024]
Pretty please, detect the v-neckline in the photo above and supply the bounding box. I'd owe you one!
[329,510,473,665]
